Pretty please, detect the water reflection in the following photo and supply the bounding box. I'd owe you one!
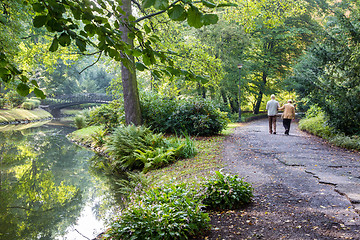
[0,123,116,240]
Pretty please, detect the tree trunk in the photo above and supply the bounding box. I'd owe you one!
[221,89,228,105]
[253,71,267,114]
[120,0,142,126]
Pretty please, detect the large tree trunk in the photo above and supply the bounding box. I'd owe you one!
[253,71,267,114]
[120,0,142,126]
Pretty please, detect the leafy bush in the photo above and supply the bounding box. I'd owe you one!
[74,115,87,129]
[5,90,25,108]
[299,109,360,150]
[105,183,210,240]
[166,134,197,159]
[298,111,333,138]
[202,171,253,210]
[87,103,122,130]
[141,92,177,133]
[91,127,108,147]
[106,125,197,172]
[141,92,229,136]
[22,101,36,110]
[0,98,5,108]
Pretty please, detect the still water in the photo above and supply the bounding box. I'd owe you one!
[0,121,116,240]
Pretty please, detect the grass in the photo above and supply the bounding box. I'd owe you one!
[67,125,104,145]
[0,108,52,123]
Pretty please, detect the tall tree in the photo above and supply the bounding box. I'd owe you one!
[2,0,228,125]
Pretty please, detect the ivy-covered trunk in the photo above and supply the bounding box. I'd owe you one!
[120,0,142,126]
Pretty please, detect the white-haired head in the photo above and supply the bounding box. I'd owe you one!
[287,99,293,103]
[270,94,275,99]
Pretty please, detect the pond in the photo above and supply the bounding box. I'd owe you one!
[0,120,117,240]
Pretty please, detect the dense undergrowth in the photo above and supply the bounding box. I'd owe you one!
[299,107,360,150]
[69,122,253,240]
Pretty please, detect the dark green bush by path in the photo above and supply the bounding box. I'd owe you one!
[202,171,253,210]
[299,108,360,150]
[141,92,229,136]
[106,125,197,172]
[104,183,210,240]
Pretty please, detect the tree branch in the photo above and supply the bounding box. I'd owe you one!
[79,51,103,74]
[135,0,181,23]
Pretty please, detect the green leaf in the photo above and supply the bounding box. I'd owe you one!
[135,62,147,71]
[132,49,142,57]
[187,6,203,28]
[142,0,155,9]
[154,0,169,10]
[17,83,30,96]
[76,38,87,52]
[33,15,47,28]
[49,36,59,52]
[46,19,63,32]
[143,54,152,66]
[196,75,209,84]
[84,24,96,36]
[34,88,46,99]
[30,80,39,88]
[168,5,186,21]
[201,0,216,8]
[58,33,71,47]
[202,14,218,26]
[32,3,45,13]
[144,24,151,34]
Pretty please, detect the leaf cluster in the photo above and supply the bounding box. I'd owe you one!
[202,171,253,210]
[104,183,210,240]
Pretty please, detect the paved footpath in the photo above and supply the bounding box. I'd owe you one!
[221,118,360,239]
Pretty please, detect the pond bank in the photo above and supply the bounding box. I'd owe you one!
[0,108,53,125]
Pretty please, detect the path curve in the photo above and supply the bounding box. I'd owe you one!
[220,118,360,239]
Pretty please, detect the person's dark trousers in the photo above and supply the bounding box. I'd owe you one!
[268,116,277,134]
[283,119,292,135]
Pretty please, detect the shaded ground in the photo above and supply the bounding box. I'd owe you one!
[200,119,360,239]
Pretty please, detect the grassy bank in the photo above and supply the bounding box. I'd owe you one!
[69,123,240,186]
[299,114,360,150]
[0,108,52,124]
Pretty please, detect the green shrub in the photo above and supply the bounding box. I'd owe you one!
[202,171,253,210]
[106,125,168,170]
[22,101,36,110]
[91,127,108,147]
[298,111,333,138]
[141,92,229,136]
[74,115,87,129]
[0,98,5,108]
[106,125,197,172]
[88,103,122,130]
[5,90,25,108]
[141,92,177,133]
[105,183,210,240]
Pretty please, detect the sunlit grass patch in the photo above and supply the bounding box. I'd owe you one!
[0,109,52,123]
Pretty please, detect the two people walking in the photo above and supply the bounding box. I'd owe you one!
[266,94,295,135]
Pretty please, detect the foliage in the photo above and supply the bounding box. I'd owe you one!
[169,98,229,136]
[91,127,108,147]
[0,98,5,108]
[87,104,122,130]
[74,115,86,129]
[105,183,210,240]
[21,101,36,110]
[299,109,360,151]
[4,90,25,108]
[141,92,229,136]
[106,125,197,172]
[202,171,253,210]
[288,3,360,135]
[140,92,177,133]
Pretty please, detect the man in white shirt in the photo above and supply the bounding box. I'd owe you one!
[266,94,280,134]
